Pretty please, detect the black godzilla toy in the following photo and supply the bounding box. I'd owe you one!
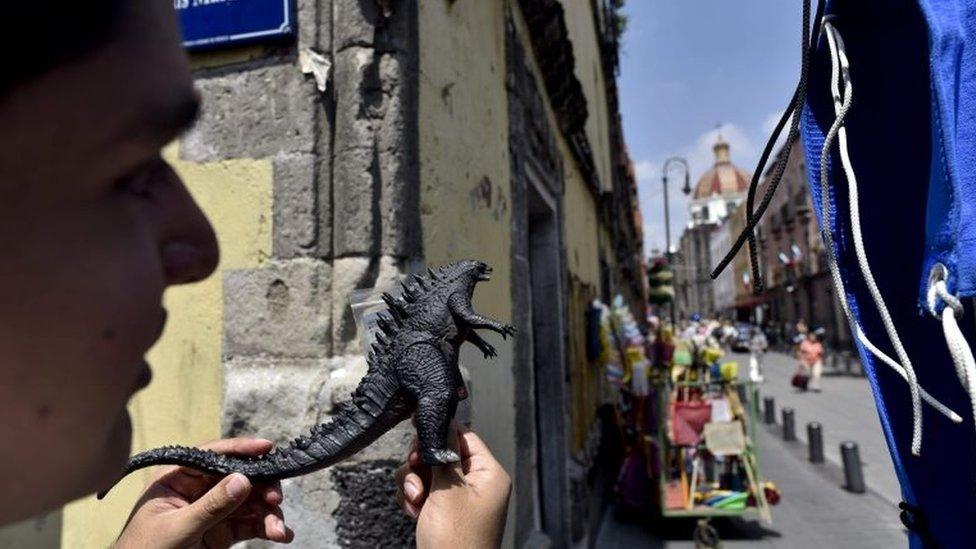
[99,260,512,498]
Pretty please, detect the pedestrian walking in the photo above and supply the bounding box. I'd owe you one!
[799,332,825,393]
[748,327,768,383]
[793,319,809,345]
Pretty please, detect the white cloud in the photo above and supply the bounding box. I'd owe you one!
[634,160,657,182]
[761,110,793,152]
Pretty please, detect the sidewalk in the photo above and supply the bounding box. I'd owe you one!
[740,351,901,504]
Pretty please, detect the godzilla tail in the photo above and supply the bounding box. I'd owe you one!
[98,346,412,500]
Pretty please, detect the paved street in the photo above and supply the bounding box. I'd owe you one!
[595,351,906,548]
[741,350,900,504]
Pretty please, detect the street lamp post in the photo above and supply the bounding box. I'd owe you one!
[662,157,691,328]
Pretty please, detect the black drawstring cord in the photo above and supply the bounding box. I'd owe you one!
[710,0,824,294]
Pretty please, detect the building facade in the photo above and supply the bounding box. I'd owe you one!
[0,1,644,548]
[752,137,849,347]
[709,219,735,314]
[675,137,750,319]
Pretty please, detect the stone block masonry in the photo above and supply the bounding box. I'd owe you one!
[273,153,317,258]
[182,0,421,546]
[180,63,319,163]
[223,259,333,358]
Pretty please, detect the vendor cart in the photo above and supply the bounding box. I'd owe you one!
[647,374,775,547]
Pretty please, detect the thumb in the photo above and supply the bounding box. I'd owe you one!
[180,473,251,533]
[429,423,465,490]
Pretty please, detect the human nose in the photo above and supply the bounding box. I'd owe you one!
[149,161,220,286]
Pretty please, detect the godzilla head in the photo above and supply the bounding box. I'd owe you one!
[440,260,492,292]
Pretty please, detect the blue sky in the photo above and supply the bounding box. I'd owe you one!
[618,1,803,254]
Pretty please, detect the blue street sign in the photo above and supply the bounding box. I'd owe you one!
[176,0,295,51]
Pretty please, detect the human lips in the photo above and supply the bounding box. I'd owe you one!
[131,309,167,393]
[153,308,168,343]
[133,360,153,392]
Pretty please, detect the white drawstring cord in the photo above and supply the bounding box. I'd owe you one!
[927,264,976,439]
[817,20,961,453]
[822,21,924,454]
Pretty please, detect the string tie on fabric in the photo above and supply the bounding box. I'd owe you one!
[926,264,976,441]
[816,19,961,457]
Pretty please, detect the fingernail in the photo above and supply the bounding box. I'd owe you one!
[276,517,287,537]
[404,480,420,501]
[226,474,249,500]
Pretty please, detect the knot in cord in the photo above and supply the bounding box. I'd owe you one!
[899,502,937,547]
[926,264,976,446]
[927,263,964,318]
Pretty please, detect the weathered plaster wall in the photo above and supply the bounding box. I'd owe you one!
[0,1,624,547]
[560,0,613,193]
[416,2,518,548]
[508,3,615,545]
[414,2,612,545]
[560,141,602,287]
[508,3,603,289]
[53,1,423,547]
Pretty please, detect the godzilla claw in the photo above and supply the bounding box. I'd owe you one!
[422,448,461,465]
[482,343,497,359]
[501,325,517,339]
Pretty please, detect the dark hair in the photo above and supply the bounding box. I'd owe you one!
[1,1,128,96]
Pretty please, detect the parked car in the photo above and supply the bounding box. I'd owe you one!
[731,323,753,352]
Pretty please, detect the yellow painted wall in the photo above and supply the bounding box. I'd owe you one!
[419,1,611,544]
[417,1,517,546]
[508,5,604,289]
[561,151,602,287]
[57,145,273,547]
[560,0,613,193]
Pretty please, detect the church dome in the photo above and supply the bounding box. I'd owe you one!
[692,137,751,200]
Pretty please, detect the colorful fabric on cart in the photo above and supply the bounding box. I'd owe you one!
[673,343,693,367]
[719,361,738,381]
[705,491,747,510]
[703,421,746,456]
[663,479,686,510]
[670,399,712,446]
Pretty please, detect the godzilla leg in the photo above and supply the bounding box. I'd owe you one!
[448,293,516,338]
[466,330,497,359]
[398,343,462,465]
[415,390,460,465]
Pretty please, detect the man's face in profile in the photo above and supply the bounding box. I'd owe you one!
[0,0,219,522]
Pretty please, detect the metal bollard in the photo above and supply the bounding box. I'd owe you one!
[840,441,866,493]
[782,408,796,441]
[844,353,853,376]
[753,388,761,416]
[808,422,824,463]
[764,397,776,425]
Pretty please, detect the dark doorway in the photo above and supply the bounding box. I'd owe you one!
[526,176,569,544]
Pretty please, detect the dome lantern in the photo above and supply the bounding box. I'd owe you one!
[692,136,750,200]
